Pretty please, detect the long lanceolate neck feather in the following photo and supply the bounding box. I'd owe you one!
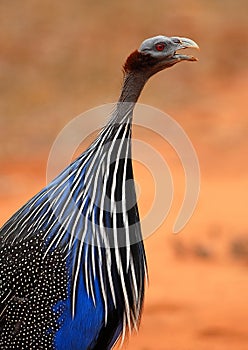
[1,69,148,345]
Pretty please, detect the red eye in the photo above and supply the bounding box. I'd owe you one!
[155,43,165,51]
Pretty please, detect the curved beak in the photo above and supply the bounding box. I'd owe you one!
[170,36,200,62]
[174,37,199,50]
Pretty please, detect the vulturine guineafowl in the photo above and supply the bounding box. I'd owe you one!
[0,35,198,349]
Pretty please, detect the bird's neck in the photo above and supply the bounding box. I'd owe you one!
[119,71,148,103]
[106,71,149,127]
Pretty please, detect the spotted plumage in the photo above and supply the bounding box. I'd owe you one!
[0,231,68,349]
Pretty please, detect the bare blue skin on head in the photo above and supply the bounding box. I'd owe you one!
[138,35,199,62]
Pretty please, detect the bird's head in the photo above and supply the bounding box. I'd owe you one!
[124,35,199,76]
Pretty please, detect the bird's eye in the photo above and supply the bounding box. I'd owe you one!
[155,43,165,51]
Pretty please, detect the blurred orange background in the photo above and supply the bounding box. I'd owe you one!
[0,1,248,349]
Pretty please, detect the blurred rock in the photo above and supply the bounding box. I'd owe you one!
[230,237,248,261]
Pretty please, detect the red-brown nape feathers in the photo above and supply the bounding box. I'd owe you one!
[123,50,157,73]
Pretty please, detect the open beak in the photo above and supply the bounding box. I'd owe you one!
[170,37,200,62]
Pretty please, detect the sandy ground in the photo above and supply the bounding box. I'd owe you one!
[1,1,248,349]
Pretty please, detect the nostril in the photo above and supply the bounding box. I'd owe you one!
[172,38,182,44]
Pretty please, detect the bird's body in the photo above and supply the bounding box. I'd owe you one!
[0,35,198,349]
[0,109,146,349]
